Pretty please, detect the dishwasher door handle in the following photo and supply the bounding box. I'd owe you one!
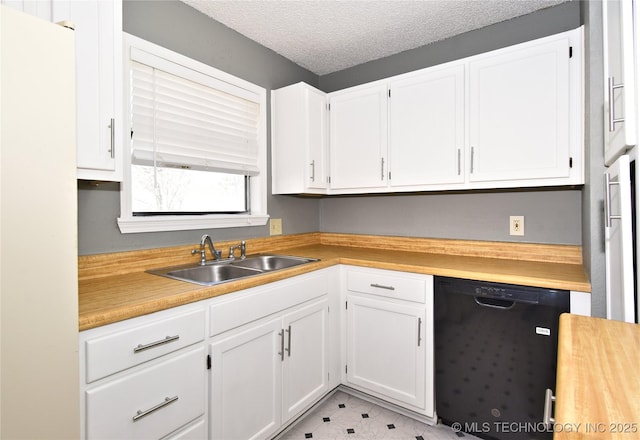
[474,296,516,310]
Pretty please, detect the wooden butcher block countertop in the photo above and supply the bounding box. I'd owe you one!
[555,314,640,439]
[78,233,590,331]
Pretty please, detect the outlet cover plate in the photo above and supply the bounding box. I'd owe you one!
[510,216,525,236]
[270,218,282,236]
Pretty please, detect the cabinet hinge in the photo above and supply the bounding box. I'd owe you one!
[345,365,348,374]
[345,301,348,310]
[207,354,211,370]
[569,157,573,168]
[327,176,331,184]
[327,103,331,111]
[388,89,391,98]
[569,46,573,58]
[388,171,392,180]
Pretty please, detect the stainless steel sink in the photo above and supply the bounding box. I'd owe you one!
[148,254,318,286]
[230,255,316,272]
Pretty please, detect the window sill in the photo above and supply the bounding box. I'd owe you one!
[117,214,270,233]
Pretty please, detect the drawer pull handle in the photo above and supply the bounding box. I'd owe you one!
[542,388,556,427]
[132,395,178,421]
[133,335,180,353]
[370,283,395,291]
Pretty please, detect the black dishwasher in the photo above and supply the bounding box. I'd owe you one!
[434,276,569,440]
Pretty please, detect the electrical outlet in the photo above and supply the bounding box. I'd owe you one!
[270,218,282,236]
[510,216,525,236]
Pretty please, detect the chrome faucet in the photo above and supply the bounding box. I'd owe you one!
[191,234,222,265]
[228,240,247,260]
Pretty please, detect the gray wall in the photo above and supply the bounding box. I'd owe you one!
[320,190,582,244]
[317,1,584,246]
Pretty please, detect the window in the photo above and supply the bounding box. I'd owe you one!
[118,33,268,233]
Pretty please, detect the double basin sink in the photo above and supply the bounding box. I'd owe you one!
[148,255,318,286]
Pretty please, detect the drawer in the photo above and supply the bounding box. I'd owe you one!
[346,268,427,303]
[162,419,206,440]
[210,269,328,336]
[86,347,205,440]
[85,308,205,383]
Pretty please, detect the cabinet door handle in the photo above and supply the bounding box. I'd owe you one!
[608,77,625,132]
[310,160,315,182]
[470,147,475,174]
[132,396,179,421]
[109,118,115,158]
[278,330,285,361]
[370,283,395,291]
[605,172,622,228]
[417,317,422,347]
[380,157,385,181]
[133,335,180,353]
[457,149,461,175]
[285,325,292,357]
[542,388,556,428]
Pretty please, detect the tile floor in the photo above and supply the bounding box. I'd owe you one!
[277,390,481,440]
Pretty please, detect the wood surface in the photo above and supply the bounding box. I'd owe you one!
[78,233,589,331]
[555,314,640,439]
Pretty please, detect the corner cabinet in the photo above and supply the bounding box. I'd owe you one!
[343,266,435,419]
[52,0,123,181]
[271,82,328,194]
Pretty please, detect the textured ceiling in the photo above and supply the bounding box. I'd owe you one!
[181,0,569,75]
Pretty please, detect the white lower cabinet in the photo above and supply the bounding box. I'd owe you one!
[80,266,438,439]
[80,304,207,440]
[209,297,329,440]
[343,266,434,418]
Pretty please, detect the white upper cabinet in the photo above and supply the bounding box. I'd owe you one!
[271,82,328,194]
[53,0,123,181]
[469,34,573,184]
[388,63,465,187]
[270,27,583,195]
[329,82,389,190]
[603,0,637,166]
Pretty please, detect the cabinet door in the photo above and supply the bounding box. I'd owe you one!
[469,36,571,183]
[389,64,465,187]
[603,0,636,166]
[52,0,122,180]
[605,155,635,323]
[209,319,282,440]
[271,83,328,194]
[282,298,329,423]
[346,295,426,410]
[329,83,388,190]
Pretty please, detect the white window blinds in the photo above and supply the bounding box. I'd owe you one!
[130,47,261,176]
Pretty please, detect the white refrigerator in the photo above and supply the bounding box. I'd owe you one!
[0,5,79,437]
